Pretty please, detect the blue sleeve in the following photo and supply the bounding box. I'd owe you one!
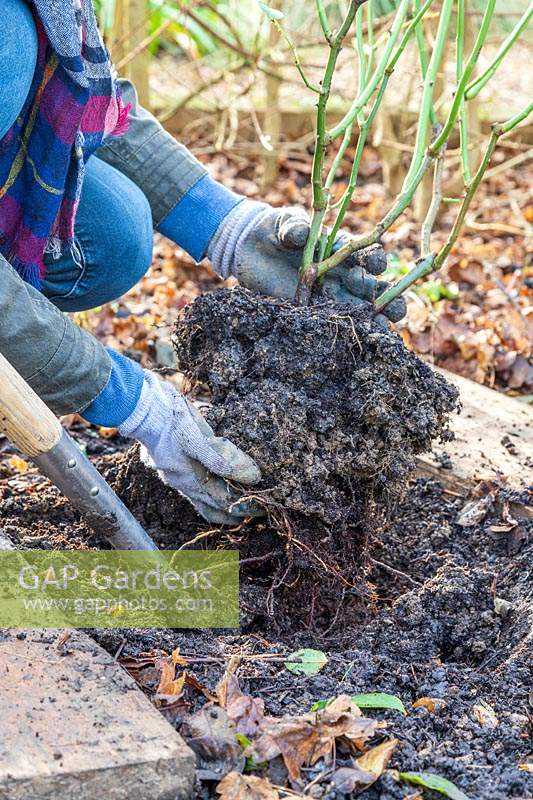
[81,349,144,428]
[157,174,243,262]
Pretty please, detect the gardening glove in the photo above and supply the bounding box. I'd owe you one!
[208,202,407,324]
[118,371,262,525]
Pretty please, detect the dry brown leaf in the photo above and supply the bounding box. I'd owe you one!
[412,697,446,713]
[472,702,498,728]
[181,706,245,780]
[330,738,397,794]
[8,455,29,473]
[217,663,265,736]
[156,661,186,697]
[246,695,381,781]
[356,738,398,780]
[330,765,376,794]
[216,771,279,800]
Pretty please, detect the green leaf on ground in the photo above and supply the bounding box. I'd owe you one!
[311,692,405,714]
[257,2,284,20]
[285,648,328,676]
[399,771,472,799]
[352,692,406,714]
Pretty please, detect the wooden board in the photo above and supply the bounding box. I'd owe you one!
[0,629,195,800]
[416,368,532,517]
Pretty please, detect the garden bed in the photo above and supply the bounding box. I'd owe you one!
[1,425,531,798]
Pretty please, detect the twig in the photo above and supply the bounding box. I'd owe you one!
[466,2,533,100]
[371,558,421,586]
[421,129,446,256]
[430,0,497,155]
[115,19,172,71]
[456,0,471,186]
[374,101,533,310]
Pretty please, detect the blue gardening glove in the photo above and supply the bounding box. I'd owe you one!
[119,371,262,525]
[208,202,406,323]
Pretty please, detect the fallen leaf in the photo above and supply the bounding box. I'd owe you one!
[412,697,446,713]
[356,738,398,781]
[330,765,376,794]
[216,771,279,800]
[518,762,533,773]
[217,664,265,736]
[181,706,245,780]
[456,495,493,527]
[399,771,472,799]
[352,692,406,715]
[472,701,498,728]
[156,661,186,697]
[8,455,29,473]
[285,648,328,676]
[312,692,406,715]
[247,695,382,781]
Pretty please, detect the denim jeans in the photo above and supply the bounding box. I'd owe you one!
[41,156,154,311]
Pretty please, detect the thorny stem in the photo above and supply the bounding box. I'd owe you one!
[316,153,435,277]
[328,0,412,141]
[316,0,333,42]
[421,131,446,256]
[299,1,366,280]
[366,0,375,74]
[374,102,533,311]
[465,3,533,100]
[322,0,435,263]
[402,0,453,188]
[412,0,437,127]
[456,0,471,186]
[325,76,389,254]
[430,0,497,155]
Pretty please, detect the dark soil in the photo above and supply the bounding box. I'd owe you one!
[0,290,530,799]
[1,456,531,798]
[171,287,458,626]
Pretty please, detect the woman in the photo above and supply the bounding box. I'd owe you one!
[0,0,404,524]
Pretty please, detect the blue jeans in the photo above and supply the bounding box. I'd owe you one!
[41,157,154,311]
[1,0,154,312]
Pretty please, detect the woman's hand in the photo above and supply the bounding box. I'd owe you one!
[208,203,406,324]
[119,371,262,525]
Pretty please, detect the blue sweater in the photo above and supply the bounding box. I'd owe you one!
[82,175,242,427]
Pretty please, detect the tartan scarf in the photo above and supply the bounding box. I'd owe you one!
[0,0,130,287]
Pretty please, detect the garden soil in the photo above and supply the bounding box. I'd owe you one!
[0,289,531,799]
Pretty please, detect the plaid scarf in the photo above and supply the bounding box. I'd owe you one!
[0,0,129,287]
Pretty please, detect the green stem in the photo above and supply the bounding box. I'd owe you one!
[385,0,436,77]
[374,254,436,311]
[272,21,322,93]
[499,101,533,134]
[430,0,496,155]
[316,153,434,277]
[402,0,453,188]
[466,2,533,100]
[325,76,389,255]
[328,0,411,140]
[456,0,471,186]
[374,102,533,310]
[412,0,435,127]
[366,0,375,74]
[421,134,445,256]
[316,0,333,42]
[300,1,365,279]
[325,124,354,193]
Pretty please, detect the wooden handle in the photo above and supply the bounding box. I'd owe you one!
[0,353,62,457]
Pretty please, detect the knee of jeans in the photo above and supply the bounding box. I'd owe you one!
[115,190,154,291]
